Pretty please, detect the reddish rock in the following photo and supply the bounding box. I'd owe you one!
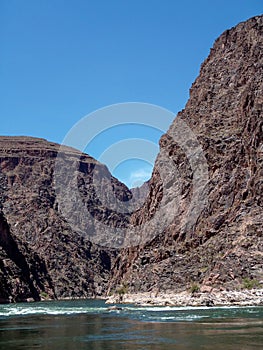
[109,15,263,294]
[200,285,213,294]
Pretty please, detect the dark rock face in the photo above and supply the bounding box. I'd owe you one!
[109,15,263,294]
[0,15,262,302]
[0,137,130,302]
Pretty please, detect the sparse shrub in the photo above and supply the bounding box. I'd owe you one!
[200,266,209,273]
[190,283,200,294]
[40,291,49,299]
[242,278,260,290]
[116,284,128,295]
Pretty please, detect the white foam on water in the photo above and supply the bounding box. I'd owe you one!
[0,303,259,320]
[150,314,210,322]
[0,305,107,317]
[124,305,243,312]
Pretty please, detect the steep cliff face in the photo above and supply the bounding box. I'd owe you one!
[109,15,263,293]
[0,137,130,302]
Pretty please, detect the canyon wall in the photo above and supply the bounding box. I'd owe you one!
[0,15,262,302]
[109,15,263,294]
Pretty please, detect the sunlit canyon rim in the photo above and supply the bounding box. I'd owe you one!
[0,15,262,304]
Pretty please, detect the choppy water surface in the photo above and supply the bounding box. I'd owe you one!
[0,299,262,349]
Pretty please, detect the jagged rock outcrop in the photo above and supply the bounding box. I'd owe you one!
[108,15,263,294]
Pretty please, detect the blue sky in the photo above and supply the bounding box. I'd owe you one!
[0,1,262,187]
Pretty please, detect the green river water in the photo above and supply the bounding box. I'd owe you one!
[0,299,262,349]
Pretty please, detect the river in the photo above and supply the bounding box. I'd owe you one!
[0,299,262,349]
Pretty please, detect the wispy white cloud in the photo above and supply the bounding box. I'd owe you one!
[128,167,152,188]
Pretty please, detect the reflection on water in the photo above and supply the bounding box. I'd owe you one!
[0,300,262,350]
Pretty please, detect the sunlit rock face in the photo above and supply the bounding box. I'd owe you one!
[109,15,263,294]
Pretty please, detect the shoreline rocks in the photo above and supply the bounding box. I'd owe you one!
[106,289,263,307]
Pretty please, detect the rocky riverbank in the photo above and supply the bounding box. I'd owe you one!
[106,289,263,307]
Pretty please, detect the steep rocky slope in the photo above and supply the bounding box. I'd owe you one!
[108,15,263,294]
[0,137,130,302]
